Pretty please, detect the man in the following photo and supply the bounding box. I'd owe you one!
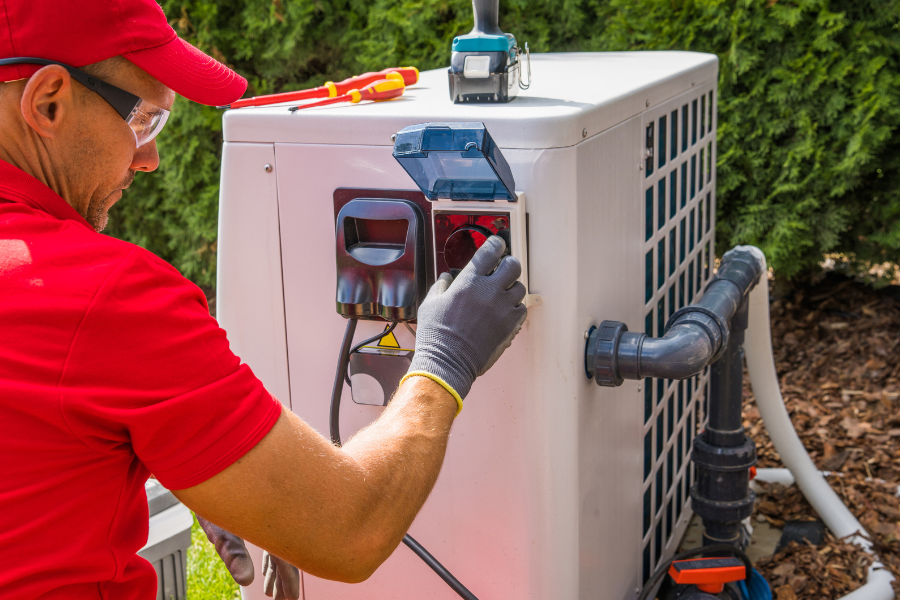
[0,1,527,599]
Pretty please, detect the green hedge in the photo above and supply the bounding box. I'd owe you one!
[602,0,900,282]
[108,0,900,286]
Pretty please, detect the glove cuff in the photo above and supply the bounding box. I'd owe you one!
[400,371,464,416]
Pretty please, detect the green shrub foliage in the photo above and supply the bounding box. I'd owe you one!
[601,0,900,281]
[109,0,900,286]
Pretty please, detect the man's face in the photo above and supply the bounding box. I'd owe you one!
[67,60,175,231]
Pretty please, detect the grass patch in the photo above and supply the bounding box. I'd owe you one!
[187,514,240,600]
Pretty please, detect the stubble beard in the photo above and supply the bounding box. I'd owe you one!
[87,171,133,232]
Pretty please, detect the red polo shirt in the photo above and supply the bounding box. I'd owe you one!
[0,160,282,599]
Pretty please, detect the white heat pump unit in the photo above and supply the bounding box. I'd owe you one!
[217,51,719,600]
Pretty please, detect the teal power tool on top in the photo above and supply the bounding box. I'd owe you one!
[448,0,531,103]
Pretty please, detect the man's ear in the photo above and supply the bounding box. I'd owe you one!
[19,65,76,139]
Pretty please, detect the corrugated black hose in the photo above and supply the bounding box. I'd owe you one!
[330,318,479,600]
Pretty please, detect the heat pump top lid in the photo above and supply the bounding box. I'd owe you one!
[392,122,516,201]
[223,52,719,149]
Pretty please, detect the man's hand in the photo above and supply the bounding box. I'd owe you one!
[407,235,527,402]
[196,515,299,599]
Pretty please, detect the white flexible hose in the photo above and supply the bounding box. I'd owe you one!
[739,245,895,600]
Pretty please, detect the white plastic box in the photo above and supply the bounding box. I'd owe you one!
[217,52,718,600]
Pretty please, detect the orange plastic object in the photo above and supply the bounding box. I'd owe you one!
[749,465,757,480]
[355,78,407,101]
[331,66,418,92]
[226,67,417,109]
[668,557,746,594]
[325,67,417,96]
[289,79,406,111]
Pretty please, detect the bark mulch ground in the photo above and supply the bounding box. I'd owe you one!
[741,275,900,598]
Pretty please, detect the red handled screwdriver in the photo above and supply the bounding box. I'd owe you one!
[289,78,406,112]
[221,67,418,109]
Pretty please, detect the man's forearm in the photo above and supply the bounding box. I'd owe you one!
[174,375,458,583]
[268,375,457,579]
[339,376,457,556]
[175,238,524,582]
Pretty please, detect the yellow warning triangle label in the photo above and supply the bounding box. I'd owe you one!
[377,325,401,348]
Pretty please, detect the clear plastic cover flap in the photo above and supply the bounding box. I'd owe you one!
[392,122,516,201]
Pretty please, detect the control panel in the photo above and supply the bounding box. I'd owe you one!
[429,196,532,298]
[434,212,510,273]
[392,121,539,306]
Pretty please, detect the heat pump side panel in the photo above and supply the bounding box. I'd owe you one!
[217,142,293,600]
[216,142,291,408]
[635,78,719,589]
[573,116,646,600]
[275,141,590,600]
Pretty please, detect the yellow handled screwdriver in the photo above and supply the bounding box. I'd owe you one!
[289,78,406,112]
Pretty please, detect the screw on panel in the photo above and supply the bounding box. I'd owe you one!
[264,164,273,172]
[582,128,587,138]
[639,163,644,170]
[637,385,642,392]
[645,99,650,107]
[391,134,397,142]
[584,331,590,340]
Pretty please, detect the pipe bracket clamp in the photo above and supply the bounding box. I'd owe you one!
[664,306,731,364]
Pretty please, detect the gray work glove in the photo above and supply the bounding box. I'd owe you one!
[196,515,300,599]
[408,235,527,402]
[196,516,255,586]
[262,550,302,600]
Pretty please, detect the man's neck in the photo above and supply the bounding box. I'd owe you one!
[0,128,77,214]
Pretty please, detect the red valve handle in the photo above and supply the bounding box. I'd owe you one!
[668,557,746,594]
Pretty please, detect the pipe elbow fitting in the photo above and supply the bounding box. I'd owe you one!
[585,245,768,388]
[639,324,715,380]
[586,319,717,385]
[713,247,765,303]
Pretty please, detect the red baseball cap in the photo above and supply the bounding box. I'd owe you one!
[0,0,247,106]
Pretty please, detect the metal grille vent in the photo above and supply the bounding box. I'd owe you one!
[640,88,716,583]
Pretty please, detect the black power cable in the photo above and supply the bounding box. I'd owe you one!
[342,322,400,387]
[636,543,753,600]
[401,535,478,600]
[331,318,479,600]
[330,318,358,445]
[349,321,399,356]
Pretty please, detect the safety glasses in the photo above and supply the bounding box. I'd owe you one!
[0,57,169,148]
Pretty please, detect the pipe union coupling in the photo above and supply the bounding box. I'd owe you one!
[586,321,644,386]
